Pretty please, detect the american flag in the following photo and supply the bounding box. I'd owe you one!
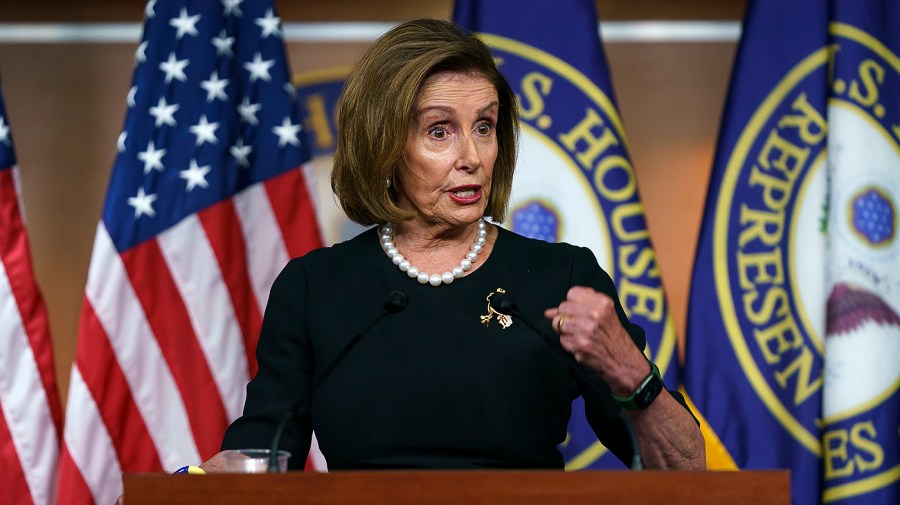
[0,85,63,505]
[57,0,322,503]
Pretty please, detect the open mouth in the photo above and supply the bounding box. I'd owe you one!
[449,185,482,203]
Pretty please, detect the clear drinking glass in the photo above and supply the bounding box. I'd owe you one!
[223,449,291,473]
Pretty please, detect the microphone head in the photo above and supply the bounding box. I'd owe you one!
[385,290,409,313]
[491,292,516,315]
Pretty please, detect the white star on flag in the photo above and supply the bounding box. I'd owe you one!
[170,7,201,39]
[282,82,296,99]
[179,159,211,191]
[137,140,167,174]
[117,131,127,152]
[145,0,157,18]
[244,52,274,82]
[200,71,230,102]
[238,97,261,125]
[127,86,138,107]
[0,116,9,145]
[149,96,179,127]
[190,115,220,145]
[230,138,252,167]
[254,9,282,38]
[212,29,235,57]
[136,41,148,63]
[159,52,190,83]
[221,0,244,17]
[127,186,158,218]
[272,116,301,147]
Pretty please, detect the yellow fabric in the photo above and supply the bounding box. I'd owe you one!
[679,387,739,470]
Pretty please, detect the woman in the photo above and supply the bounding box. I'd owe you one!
[206,18,704,471]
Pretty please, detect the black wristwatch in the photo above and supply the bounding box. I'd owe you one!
[611,359,663,410]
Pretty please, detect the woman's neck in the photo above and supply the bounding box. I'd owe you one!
[389,219,497,276]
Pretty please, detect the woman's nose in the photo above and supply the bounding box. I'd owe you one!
[455,132,482,172]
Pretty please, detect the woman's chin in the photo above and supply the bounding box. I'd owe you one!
[416,211,486,231]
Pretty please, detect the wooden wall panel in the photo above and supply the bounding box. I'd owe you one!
[0,0,745,22]
[0,43,131,400]
[606,42,736,358]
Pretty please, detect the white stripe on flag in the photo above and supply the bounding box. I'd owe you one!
[85,224,201,469]
[233,184,290,310]
[157,215,249,421]
[63,366,122,505]
[11,165,27,224]
[0,258,58,505]
[308,433,328,472]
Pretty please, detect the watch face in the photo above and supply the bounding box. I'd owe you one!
[638,377,664,408]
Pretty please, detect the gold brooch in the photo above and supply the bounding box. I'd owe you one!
[480,288,513,329]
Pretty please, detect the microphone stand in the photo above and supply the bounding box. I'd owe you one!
[492,293,644,470]
[268,409,301,472]
[266,290,409,472]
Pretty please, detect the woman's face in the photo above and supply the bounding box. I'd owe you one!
[397,71,499,231]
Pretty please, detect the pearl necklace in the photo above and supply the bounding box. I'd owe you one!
[379,218,487,286]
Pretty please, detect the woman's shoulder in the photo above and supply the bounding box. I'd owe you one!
[278,227,380,283]
[495,224,591,260]
[493,224,605,286]
[293,226,378,262]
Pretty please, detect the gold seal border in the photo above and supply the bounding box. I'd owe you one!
[715,22,900,458]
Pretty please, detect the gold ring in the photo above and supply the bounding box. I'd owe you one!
[556,316,567,334]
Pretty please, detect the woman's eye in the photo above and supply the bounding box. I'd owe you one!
[430,126,447,139]
[476,122,494,136]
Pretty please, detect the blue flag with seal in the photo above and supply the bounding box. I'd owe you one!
[454,0,678,469]
[685,0,900,503]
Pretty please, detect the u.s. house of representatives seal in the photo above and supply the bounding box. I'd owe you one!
[714,22,900,502]
[479,33,677,469]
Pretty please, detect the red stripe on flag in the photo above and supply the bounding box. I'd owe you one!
[0,168,62,432]
[263,167,326,471]
[264,168,323,258]
[57,443,95,505]
[119,240,229,459]
[75,299,162,472]
[0,403,36,505]
[198,199,261,378]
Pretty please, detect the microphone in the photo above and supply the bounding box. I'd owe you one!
[311,289,408,393]
[491,292,644,470]
[618,410,643,471]
[267,290,409,472]
[490,293,583,375]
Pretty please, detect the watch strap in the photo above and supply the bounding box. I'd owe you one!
[611,358,663,410]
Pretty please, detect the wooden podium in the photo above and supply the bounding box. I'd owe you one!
[124,469,790,505]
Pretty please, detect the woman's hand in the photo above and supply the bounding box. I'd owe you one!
[545,285,706,470]
[198,450,232,473]
[544,286,649,397]
[114,451,233,504]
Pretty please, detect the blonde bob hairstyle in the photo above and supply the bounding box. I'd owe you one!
[331,18,519,226]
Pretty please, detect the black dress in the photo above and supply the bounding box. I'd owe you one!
[221,225,674,470]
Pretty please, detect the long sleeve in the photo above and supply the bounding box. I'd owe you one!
[567,246,698,467]
[221,259,314,470]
